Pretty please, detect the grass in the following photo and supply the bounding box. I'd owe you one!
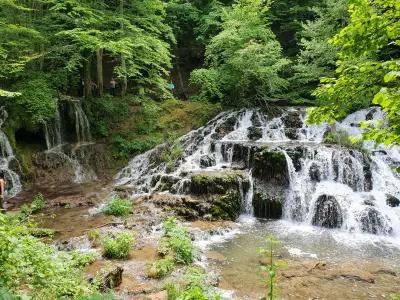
[147,257,175,279]
[102,232,134,259]
[323,129,365,151]
[102,197,132,217]
[161,217,195,264]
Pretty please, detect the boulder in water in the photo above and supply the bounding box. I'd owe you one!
[211,116,237,140]
[253,149,289,184]
[98,266,123,292]
[189,171,247,220]
[282,111,302,128]
[386,194,400,207]
[359,207,392,235]
[312,195,343,229]
[284,128,299,140]
[247,126,262,141]
[309,163,321,182]
[200,154,216,168]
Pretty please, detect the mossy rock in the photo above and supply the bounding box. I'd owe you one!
[210,190,241,221]
[253,149,288,184]
[190,172,242,195]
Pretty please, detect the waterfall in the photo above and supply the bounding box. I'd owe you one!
[71,100,91,143]
[44,101,62,150]
[115,106,400,237]
[43,98,95,183]
[0,107,22,198]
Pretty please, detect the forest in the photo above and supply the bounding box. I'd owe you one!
[0,0,399,299]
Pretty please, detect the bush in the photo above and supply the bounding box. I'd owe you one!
[31,193,45,214]
[102,197,132,217]
[88,229,101,247]
[102,232,134,259]
[0,213,96,298]
[113,135,161,159]
[165,267,220,300]
[148,257,175,279]
[323,130,364,150]
[161,217,195,265]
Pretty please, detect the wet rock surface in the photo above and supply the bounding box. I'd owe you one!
[312,195,343,229]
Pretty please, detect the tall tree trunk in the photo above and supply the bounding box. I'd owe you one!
[96,48,104,97]
[84,56,92,99]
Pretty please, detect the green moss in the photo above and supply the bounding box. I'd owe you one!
[210,190,241,220]
[190,173,239,195]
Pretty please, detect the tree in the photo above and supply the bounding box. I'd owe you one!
[308,0,400,145]
[290,0,348,100]
[191,0,289,106]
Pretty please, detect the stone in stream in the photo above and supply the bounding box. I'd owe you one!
[200,154,216,168]
[386,194,400,207]
[98,266,124,292]
[358,207,392,235]
[251,149,288,219]
[312,195,343,229]
[247,126,262,141]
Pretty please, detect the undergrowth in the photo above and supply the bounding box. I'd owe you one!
[102,197,132,217]
[102,231,134,259]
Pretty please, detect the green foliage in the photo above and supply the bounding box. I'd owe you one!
[10,78,57,127]
[291,0,349,99]
[102,231,134,260]
[159,143,183,172]
[161,217,195,265]
[323,129,364,150]
[31,193,45,214]
[0,212,96,298]
[148,256,175,279]
[258,235,284,300]
[190,0,289,106]
[165,267,220,300]
[308,0,400,146]
[102,197,132,217]
[113,135,162,159]
[88,229,101,247]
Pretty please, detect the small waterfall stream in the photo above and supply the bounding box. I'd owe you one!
[116,107,400,238]
[0,107,22,198]
[44,98,95,183]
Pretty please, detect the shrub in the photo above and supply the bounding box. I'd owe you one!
[148,257,175,279]
[165,267,220,300]
[162,217,194,264]
[102,197,132,217]
[88,229,101,247]
[102,232,134,259]
[323,130,364,151]
[0,212,96,298]
[31,193,45,214]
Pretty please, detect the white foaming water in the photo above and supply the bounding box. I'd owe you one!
[116,106,400,242]
[0,107,22,198]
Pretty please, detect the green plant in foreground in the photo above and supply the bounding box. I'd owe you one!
[0,212,96,298]
[258,234,286,300]
[31,193,45,213]
[102,197,132,217]
[162,217,195,264]
[148,256,175,279]
[165,267,220,300]
[102,232,134,259]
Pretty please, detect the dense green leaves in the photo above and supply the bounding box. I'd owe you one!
[191,0,289,106]
[308,0,400,146]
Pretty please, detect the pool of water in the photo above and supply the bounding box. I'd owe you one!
[207,218,400,299]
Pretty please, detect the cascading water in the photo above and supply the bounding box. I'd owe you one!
[71,100,91,144]
[116,106,400,237]
[0,107,22,197]
[43,98,95,183]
